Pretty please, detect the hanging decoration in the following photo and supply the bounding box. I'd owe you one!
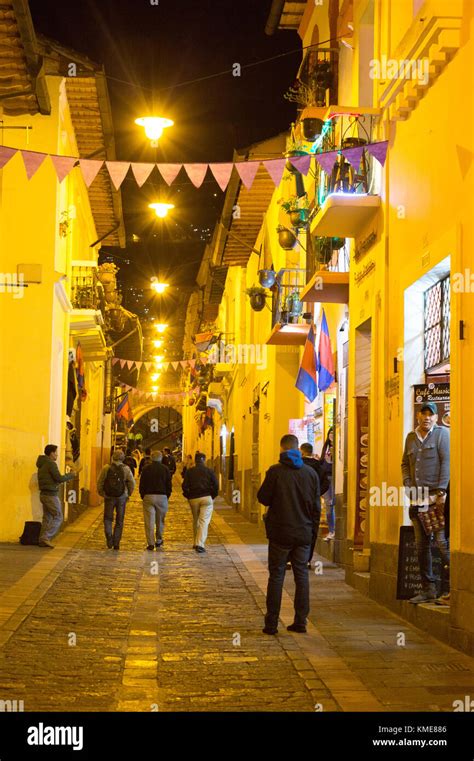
[0,142,389,192]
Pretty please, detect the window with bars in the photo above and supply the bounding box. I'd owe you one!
[424,275,450,371]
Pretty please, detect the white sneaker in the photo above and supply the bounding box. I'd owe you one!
[323,532,335,542]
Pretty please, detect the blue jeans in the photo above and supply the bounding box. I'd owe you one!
[39,494,63,542]
[104,495,127,547]
[265,541,311,629]
[409,506,450,594]
[323,484,335,533]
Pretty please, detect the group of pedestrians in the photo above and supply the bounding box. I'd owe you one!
[96,447,218,553]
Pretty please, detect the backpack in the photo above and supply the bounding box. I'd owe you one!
[19,521,42,545]
[104,464,125,497]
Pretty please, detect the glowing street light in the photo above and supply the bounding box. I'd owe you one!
[151,385,159,393]
[151,280,169,294]
[153,354,164,363]
[153,339,163,349]
[154,323,168,333]
[135,116,174,147]
[149,202,175,218]
[151,373,160,382]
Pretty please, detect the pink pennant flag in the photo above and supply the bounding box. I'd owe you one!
[172,362,179,371]
[131,162,154,187]
[315,150,338,175]
[112,358,119,365]
[180,361,187,368]
[126,360,134,370]
[235,160,260,189]
[189,359,196,368]
[50,155,77,183]
[184,164,208,188]
[288,154,312,175]
[120,360,126,369]
[157,163,182,185]
[262,158,286,187]
[201,356,209,364]
[135,361,142,369]
[80,159,103,187]
[366,141,388,167]
[145,362,152,371]
[21,149,47,179]
[0,146,17,169]
[209,163,234,191]
[106,161,130,190]
[341,145,365,170]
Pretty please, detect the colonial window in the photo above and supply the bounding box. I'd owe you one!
[424,275,450,371]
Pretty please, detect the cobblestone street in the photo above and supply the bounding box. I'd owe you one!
[1,484,474,713]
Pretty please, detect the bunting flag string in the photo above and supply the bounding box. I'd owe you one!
[112,357,203,372]
[118,382,200,404]
[0,141,388,192]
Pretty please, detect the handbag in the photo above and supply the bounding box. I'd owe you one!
[418,503,445,536]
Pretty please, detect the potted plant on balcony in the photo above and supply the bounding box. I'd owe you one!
[277,225,297,250]
[246,286,267,312]
[284,134,310,175]
[279,195,310,228]
[285,288,303,324]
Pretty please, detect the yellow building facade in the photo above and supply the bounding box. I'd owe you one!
[0,9,125,541]
[182,0,474,654]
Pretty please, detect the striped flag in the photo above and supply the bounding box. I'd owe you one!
[317,309,335,392]
[295,323,318,402]
[116,393,132,422]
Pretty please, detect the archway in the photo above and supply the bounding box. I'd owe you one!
[128,404,183,452]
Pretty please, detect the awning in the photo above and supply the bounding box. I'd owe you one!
[266,323,311,346]
[70,309,107,360]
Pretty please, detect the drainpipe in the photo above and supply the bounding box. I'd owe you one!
[104,355,113,414]
[265,0,286,35]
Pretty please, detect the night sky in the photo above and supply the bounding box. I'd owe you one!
[29,0,299,352]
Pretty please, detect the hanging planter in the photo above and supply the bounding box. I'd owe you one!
[277,225,297,250]
[258,268,276,288]
[285,148,309,175]
[289,208,309,228]
[285,288,303,324]
[279,194,310,229]
[301,117,324,142]
[246,286,267,312]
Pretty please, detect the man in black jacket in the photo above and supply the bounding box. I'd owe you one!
[182,452,218,553]
[300,443,323,569]
[138,448,153,476]
[257,434,320,635]
[162,447,177,475]
[139,450,172,550]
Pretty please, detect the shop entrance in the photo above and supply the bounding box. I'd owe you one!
[354,318,372,550]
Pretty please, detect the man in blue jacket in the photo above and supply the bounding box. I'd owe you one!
[257,434,320,635]
[36,445,77,548]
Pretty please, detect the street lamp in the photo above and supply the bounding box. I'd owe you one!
[149,202,175,219]
[151,373,160,382]
[151,280,169,294]
[154,323,168,333]
[153,339,163,349]
[135,116,174,147]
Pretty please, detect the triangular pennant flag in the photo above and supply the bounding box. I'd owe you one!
[184,164,208,188]
[135,361,142,369]
[172,362,179,371]
[106,161,130,190]
[131,162,155,187]
[0,146,17,169]
[180,361,187,368]
[112,358,119,365]
[157,163,182,185]
[201,356,208,364]
[262,158,286,187]
[79,159,103,187]
[21,149,47,179]
[120,360,126,369]
[315,150,338,175]
[288,154,312,175]
[50,155,77,183]
[209,163,234,191]
[366,141,388,167]
[189,359,196,368]
[145,362,152,371]
[341,145,365,170]
[126,360,134,370]
[235,160,260,189]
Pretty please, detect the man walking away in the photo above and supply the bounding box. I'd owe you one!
[97,450,135,550]
[162,447,177,476]
[124,449,138,477]
[401,402,450,604]
[139,447,153,476]
[182,452,218,553]
[36,445,77,548]
[300,443,323,568]
[139,450,172,550]
[257,434,319,635]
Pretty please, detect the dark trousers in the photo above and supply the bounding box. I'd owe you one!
[104,495,127,547]
[410,507,450,594]
[265,541,310,629]
[308,511,321,562]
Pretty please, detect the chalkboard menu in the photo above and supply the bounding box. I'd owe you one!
[396,525,442,599]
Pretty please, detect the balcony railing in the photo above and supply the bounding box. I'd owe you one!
[70,263,105,314]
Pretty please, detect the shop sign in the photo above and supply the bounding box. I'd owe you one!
[413,383,450,428]
[354,260,376,285]
[354,396,369,548]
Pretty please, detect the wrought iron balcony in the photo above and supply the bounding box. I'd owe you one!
[70,262,107,360]
[70,263,105,313]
